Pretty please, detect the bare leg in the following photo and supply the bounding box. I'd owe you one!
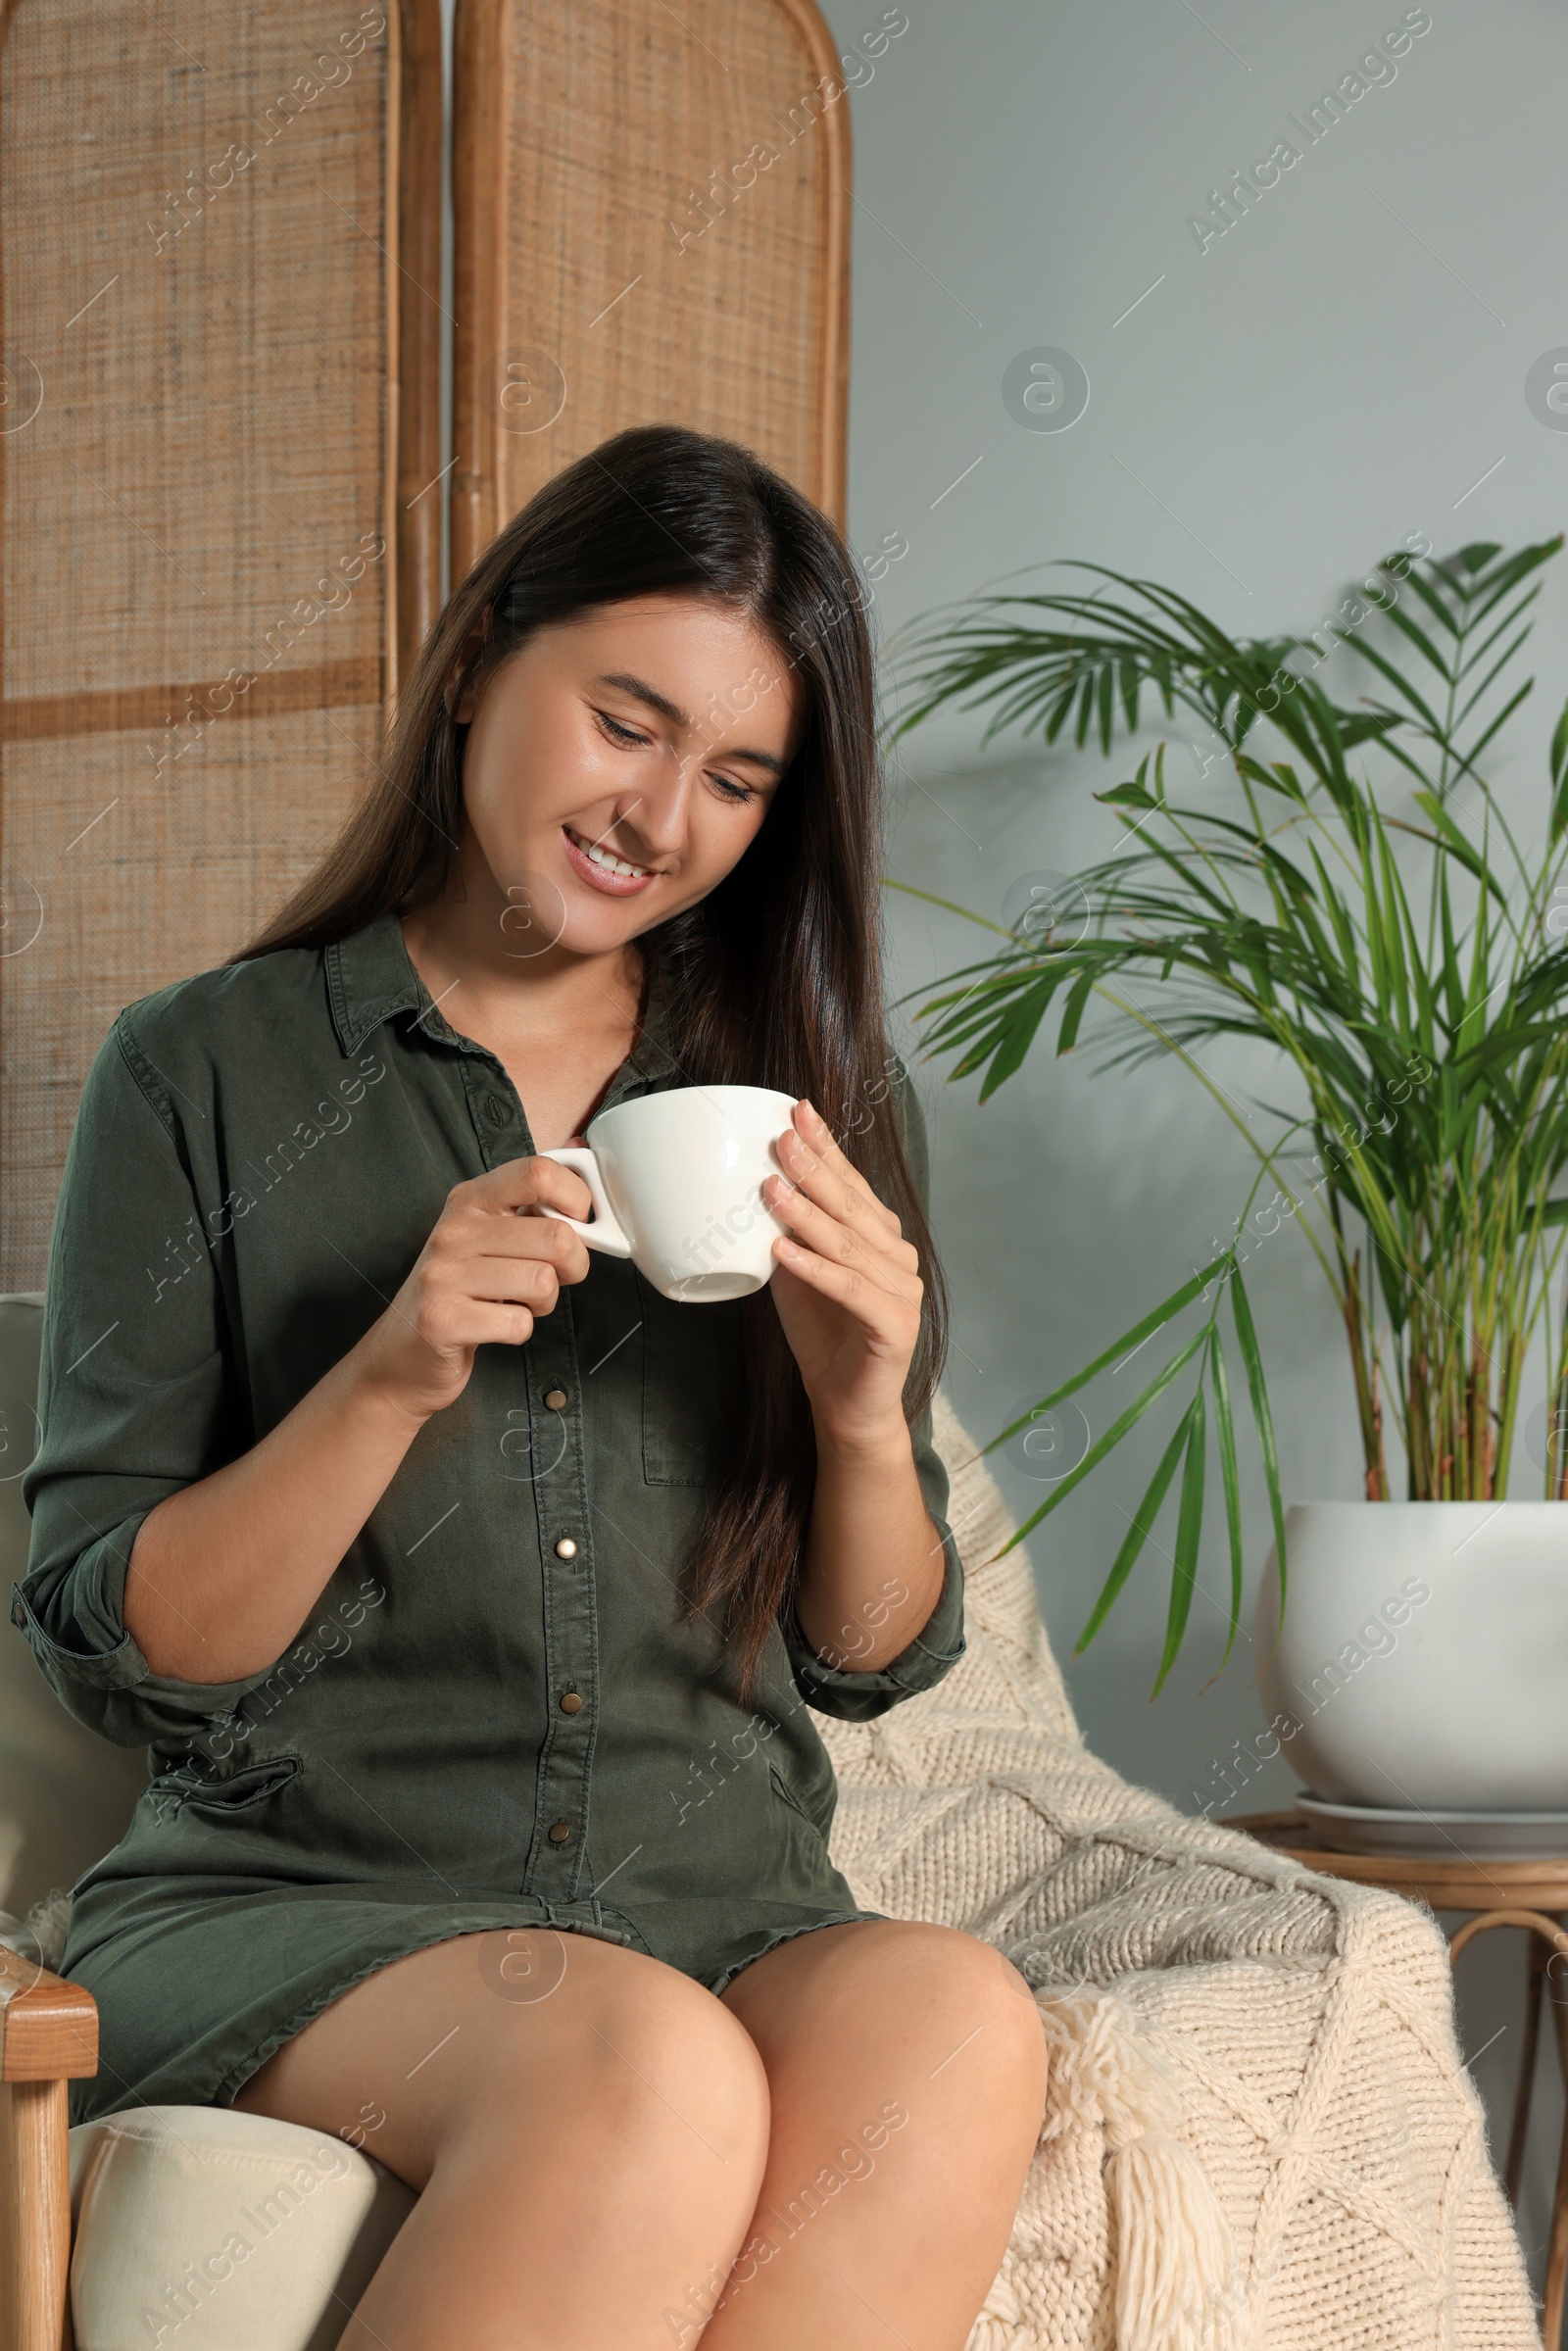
[697,1919,1048,2351]
[231,1927,770,2351]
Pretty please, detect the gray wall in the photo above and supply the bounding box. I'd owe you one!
[813,0,1566,2296]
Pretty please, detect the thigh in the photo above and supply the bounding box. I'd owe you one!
[709,1918,1048,2349]
[234,1924,766,2192]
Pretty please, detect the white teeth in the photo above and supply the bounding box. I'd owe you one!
[568,826,652,880]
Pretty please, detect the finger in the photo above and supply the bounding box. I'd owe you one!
[460,1251,570,1308]
[775,1100,905,1239]
[435,1201,592,1281]
[441,1300,539,1350]
[772,1229,925,1344]
[769,1159,922,1288]
[783,1097,897,1213]
[465,1152,596,1222]
[416,1251,563,1327]
[765,1164,920,1288]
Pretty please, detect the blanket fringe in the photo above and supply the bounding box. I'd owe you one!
[1034,1989,1249,2351]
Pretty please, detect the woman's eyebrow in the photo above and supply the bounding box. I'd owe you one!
[592,670,790,777]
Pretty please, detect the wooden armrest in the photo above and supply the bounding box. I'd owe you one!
[1,1947,97,2084]
[1,1947,98,2351]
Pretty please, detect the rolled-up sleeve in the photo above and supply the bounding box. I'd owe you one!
[782,1055,965,1722]
[14,1011,269,1746]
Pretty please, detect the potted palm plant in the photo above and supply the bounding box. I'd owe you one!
[887,535,1568,1836]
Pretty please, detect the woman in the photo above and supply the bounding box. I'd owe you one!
[18,424,1048,2347]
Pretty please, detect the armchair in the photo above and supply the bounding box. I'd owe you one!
[0,1295,1541,2349]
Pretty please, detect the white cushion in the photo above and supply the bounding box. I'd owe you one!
[69,2105,416,2351]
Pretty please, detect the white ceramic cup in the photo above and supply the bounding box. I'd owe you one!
[535,1084,800,1302]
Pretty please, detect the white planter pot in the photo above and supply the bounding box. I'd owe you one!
[1252,1501,1568,1812]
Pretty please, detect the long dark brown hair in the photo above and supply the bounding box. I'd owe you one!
[232,422,948,1706]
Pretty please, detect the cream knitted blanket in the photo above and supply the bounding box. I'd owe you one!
[821,1394,1539,2351]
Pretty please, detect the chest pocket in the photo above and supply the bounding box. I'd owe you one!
[143,1752,304,1825]
[638,1272,748,1486]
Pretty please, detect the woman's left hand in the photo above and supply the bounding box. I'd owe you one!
[762,1098,923,1454]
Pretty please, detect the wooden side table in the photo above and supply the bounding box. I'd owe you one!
[1231,1808,1568,2349]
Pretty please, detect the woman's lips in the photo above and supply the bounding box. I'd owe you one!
[561,823,659,897]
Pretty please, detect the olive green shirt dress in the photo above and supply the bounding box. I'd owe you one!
[13,912,965,2127]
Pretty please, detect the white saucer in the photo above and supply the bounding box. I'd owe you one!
[1297,1792,1568,1860]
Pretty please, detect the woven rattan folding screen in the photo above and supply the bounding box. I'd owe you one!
[0,0,848,1290]
[451,0,851,579]
[0,0,440,1289]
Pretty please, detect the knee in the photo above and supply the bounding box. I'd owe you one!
[579,1955,772,2170]
[890,1925,1049,2107]
[462,1940,770,2180]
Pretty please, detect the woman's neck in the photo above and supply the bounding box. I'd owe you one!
[399,867,646,1049]
[397,889,649,1150]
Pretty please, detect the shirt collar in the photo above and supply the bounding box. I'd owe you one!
[325,909,684,1090]
[325,910,423,1056]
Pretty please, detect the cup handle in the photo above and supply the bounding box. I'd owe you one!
[533,1146,634,1258]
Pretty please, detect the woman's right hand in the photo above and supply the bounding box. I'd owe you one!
[353,1155,597,1425]
[125,1154,599,1683]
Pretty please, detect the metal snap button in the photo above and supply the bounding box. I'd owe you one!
[559,1690,584,1714]
[544,1388,567,1410]
[548,1819,573,1843]
[554,1536,578,1560]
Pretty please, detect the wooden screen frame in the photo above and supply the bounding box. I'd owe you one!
[392,0,444,687]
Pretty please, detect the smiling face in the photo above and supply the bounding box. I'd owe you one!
[451,592,807,961]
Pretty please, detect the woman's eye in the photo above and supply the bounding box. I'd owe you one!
[594,710,755,804]
[594,709,648,748]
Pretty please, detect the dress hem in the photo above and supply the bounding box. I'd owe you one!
[209,1908,894,2112]
[704,1908,890,1999]
[65,1891,898,2128]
